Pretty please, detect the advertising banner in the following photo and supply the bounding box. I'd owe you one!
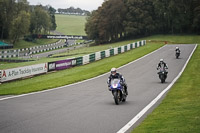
[31,34,88,40]
[55,59,73,70]
[0,63,47,82]
[48,62,56,71]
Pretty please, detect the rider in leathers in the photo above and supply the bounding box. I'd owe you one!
[175,47,181,53]
[157,59,168,78]
[107,68,128,95]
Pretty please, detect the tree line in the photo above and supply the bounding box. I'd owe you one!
[58,7,90,16]
[0,0,57,44]
[85,0,200,44]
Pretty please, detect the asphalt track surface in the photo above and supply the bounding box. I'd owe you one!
[0,44,196,133]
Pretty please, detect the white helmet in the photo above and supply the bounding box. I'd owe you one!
[176,47,179,49]
[111,68,117,75]
[160,59,164,62]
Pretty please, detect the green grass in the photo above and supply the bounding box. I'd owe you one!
[0,42,163,95]
[0,39,59,49]
[13,39,60,49]
[55,14,87,35]
[145,34,200,44]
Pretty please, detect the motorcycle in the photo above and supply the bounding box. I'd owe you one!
[176,50,181,59]
[109,79,127,105]
[157,67,168,83]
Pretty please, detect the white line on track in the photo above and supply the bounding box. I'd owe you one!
[117,44,197,133]
[0,45,166,101]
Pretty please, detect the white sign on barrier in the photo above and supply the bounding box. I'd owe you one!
[83,55,90,65]
[121,46,125,53]
[95,52,101,61]
[0,63,47,82]
[105,50,110,57]
[114,48,118,55]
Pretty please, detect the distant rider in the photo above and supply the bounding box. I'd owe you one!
[175,47,181,53]
[107,68,128,95]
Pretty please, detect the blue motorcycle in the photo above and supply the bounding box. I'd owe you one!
[109,79,127,105]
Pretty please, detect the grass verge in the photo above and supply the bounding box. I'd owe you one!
[0,42,163,95]
[132,45,200,132]
[13,39,59,49]
[55,14,86,35]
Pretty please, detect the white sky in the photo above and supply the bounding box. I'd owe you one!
[27,0,104,11]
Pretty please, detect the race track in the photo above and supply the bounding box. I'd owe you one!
[0,44,196,133]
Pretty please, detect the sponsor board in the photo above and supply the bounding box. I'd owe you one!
[55,59,73,70]
[31,34,88,40]
[48,62,56,71]
[48,59,77,71]
[0,63,47,82]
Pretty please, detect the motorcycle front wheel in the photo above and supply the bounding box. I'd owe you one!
[113,90,120,105]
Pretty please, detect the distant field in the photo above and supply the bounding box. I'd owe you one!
[13,39,59,49]
[55,14,87,35]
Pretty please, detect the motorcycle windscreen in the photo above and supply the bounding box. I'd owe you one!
[111,79,120,89]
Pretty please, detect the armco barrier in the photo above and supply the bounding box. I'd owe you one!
[95,52,101,61]
[100,51,105,59]
[110,49,114,56]
[105,49,110,57]
[118,47,121,54]
[76,57,83,66]
[125,45,127,52]
[83,55,90,65]
[130,43,133,49]
[89,53,95,63]
[114,48,118,55]
[121,46,125,53]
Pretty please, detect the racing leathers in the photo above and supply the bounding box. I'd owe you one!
[107,73,128,95]
[157,62,168,78]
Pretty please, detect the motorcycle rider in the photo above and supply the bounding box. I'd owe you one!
[157,59,168,78]
[107,68,128,95]
[175,47,181,53]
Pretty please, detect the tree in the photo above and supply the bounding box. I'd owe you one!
[85,0,127,43]
[48,6,57,30]
[153,0,193,34]
[30,5,52,34]
[0,0,16,39]
[10,11,30,44]
[192,0,200,33]
[85,11,100,43]
[124,0,155,37]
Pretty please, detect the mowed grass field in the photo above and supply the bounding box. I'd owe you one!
[14,39,59,49]
[55,14,87,35]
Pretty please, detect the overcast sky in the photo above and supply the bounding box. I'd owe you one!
[27,0,104,11]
